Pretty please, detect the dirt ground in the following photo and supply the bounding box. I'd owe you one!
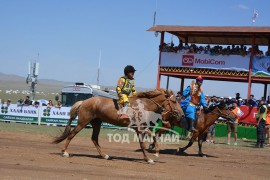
[1,130,270,180]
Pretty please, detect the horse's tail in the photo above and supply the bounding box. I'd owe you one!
[52,101,83,144]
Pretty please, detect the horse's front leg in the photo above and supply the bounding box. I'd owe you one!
[178,132,198,153]
[197,134,205,157]
[136,131,154,164]
[152,134,160,161]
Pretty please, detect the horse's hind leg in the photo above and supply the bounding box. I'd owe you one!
[136,131,154,164]
[91,119,110,160]
[62,124,85,157]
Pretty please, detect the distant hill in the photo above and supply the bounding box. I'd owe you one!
[0,72,153,103]
[0,72,69,93]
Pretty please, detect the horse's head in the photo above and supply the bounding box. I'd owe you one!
[207,102,237,120]
[136,88,184,120]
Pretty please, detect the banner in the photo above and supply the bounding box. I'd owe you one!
[0,104,38,123]
[252,56,270,77]
[40,106,79,126]
[160,52,250,71]
[0,104,119,128]
[239,106,258,124]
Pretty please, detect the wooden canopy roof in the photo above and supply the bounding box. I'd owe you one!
[148,25,270,46]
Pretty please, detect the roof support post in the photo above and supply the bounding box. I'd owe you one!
[264,83,267,100]
[166,76,170,90]
[180,77,184,92]
[156,31,164,89]
[247,33,255,99]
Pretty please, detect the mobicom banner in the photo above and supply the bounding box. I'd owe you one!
[0,104,38,123]
[161,52,250,71]
[252,56,270,77]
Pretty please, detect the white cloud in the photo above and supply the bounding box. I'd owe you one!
[231,4,249,10]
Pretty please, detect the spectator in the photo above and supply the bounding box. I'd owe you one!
[24,96,31,106]
[227,102,241,145]
[1,99,4,107]
[17,98,23,106]
[219,97,225,103]
[47,100,53,109]
[55,100,62,108]
[248,94,258,107]
[255,100,267,148]
[7,99,11,107]
[33,100,39,108]
[209,95,218,105]
[266,96,270,105]
[265,49,270,56]
[265,104,270,146]
[206,122,216,144]
[238,98,244,106]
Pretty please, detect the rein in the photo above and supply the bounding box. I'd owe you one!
[209,106,234,120]
[148,95,180,119]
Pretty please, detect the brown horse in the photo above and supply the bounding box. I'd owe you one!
[52,88,183,164]
[150,102,237,157]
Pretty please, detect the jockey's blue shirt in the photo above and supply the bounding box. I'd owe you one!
[180,86,208,120]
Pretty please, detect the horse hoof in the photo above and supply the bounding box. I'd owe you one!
[62,152,69,157]
[153,153,159,161]
[178,148,185,153]
[103,155,111,160]
[199,153,206,157]
[147,159,155,165]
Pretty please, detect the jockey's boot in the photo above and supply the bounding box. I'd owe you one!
[189,119,198,132]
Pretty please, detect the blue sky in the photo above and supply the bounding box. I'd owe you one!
[0,0,269,99]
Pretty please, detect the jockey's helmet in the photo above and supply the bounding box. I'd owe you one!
[196,75,203,82]
[124,65,136,75]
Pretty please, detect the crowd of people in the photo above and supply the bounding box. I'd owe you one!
[176,77,270,148]
[1,96,62,109]
[161,41,270,57]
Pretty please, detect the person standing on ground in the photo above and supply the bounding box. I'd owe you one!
[227,102,242,145]
[255,100,267,148]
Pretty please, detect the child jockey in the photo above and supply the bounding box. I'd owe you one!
[180,75,208,132]
[116,65,137,119]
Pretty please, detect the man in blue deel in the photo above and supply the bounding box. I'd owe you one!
[180,75,208,132]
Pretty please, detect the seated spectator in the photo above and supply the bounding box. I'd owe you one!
[248,94,258,107]
[265,49,270,56]
[7,99,11,107]
[24,96,31,106]
[55,100,62,108]
[1,99,5,107]
[33,100,39,107]
[47,100,53,109]
[17,98,24,106]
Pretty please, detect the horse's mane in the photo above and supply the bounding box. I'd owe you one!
[207,102,227,112]
[136,88,175,100]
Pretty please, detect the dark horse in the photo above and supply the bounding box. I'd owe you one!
[150,103,237,157]
[52,89,183,164]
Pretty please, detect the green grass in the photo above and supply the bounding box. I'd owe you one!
[0,121,260,149]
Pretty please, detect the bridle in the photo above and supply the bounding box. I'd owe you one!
[149,94,181,119]
[209,105,235,120]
